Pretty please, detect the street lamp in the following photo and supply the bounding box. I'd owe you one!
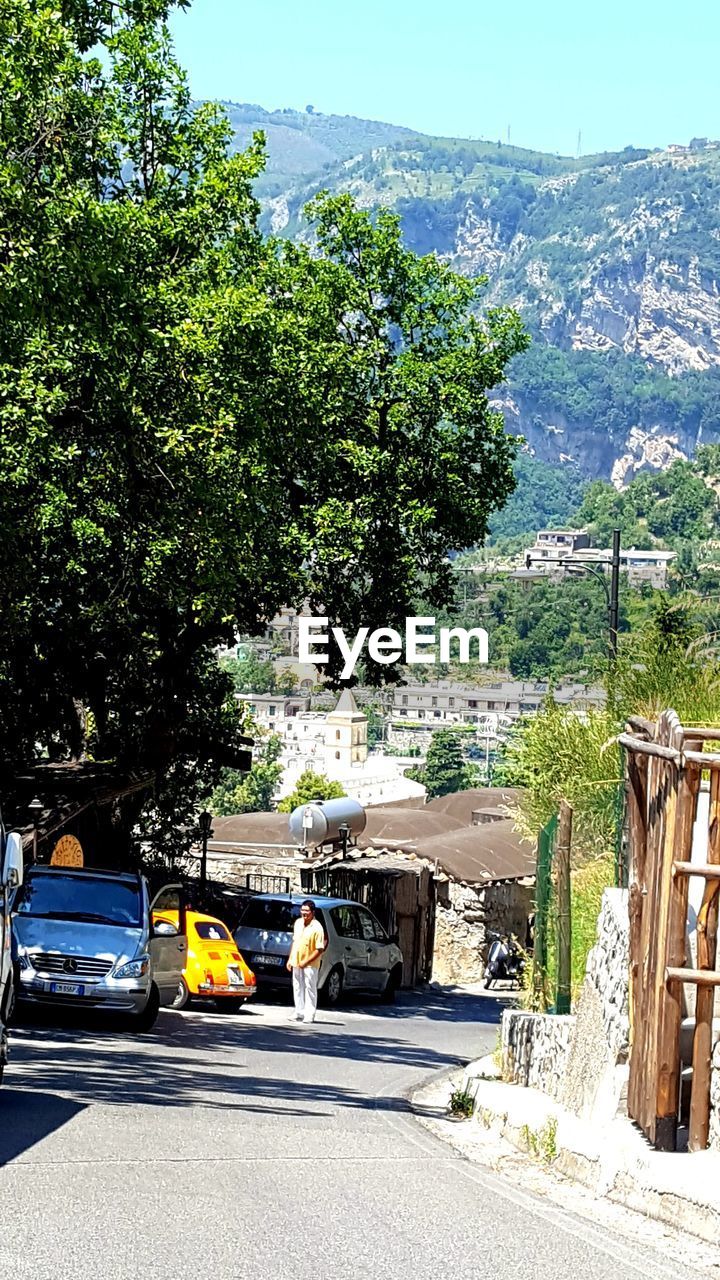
[525,528,621,664]
[28,798,43,863]
[198,810,213,894]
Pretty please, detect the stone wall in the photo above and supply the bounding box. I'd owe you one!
[501,888,630,1122]
[561,889,629,1121]
[433,878,533,985]
[710,1043,720,1149]
[501,1010,575,1099]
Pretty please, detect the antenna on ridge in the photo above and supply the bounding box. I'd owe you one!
[577,129,582,157]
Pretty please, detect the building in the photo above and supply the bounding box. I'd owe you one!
[386,677,603,752]
[242,688,426,808]
[244,693,311,733]
[519,528,676,590]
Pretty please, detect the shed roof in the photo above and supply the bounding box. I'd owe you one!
[359,807,465,846]
[413,820,535,883]
[425,787,520,823]
[209,811,297,851]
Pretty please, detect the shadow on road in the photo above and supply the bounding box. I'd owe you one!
[0,1089,86,1165]
[2,985,506,1161]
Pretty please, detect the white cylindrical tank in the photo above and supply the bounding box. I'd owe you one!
[288,797,367,849]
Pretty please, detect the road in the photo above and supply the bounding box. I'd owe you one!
[0,988,715,1280]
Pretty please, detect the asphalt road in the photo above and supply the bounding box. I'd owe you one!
[0,988,714,1280]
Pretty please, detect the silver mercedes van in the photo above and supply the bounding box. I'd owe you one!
[12,865,187,1031]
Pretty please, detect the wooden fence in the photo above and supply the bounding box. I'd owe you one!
[621,710,720,1151]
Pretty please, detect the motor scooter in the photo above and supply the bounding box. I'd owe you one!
[483,932,525,989]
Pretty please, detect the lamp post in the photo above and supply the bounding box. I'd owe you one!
[28,798,43,863]
[199,810,213,895]
[525,528,621,666]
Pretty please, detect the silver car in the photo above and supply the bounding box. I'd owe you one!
[12,866,188,1030]
[234,894,404,1006]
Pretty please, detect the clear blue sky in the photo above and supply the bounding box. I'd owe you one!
[170,0,718,156]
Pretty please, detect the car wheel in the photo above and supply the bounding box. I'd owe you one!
[214,998,246,1014]
[320,966,343,1007]
[172,978,190,1010]
[131,983,160,1032]
[381,965,402,1004]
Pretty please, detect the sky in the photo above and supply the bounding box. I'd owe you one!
[169,0,720,157]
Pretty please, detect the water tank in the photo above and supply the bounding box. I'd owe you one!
[288,797,367,850]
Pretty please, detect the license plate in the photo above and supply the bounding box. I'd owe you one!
[252,954,283,967]
[49,981,86,996]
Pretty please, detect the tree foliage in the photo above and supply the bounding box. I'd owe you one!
[277,771,345,813]
[210,734,284,816]
[407,729,477,798]
[0,0,527,846]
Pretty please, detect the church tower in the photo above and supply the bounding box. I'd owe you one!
[324,689,368,768]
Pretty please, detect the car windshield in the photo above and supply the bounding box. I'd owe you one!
[194,921,231,942]
[238,900,300,934]
[14,873,142,927]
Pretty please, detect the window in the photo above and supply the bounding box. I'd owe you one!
[335,730,341,740]
[399,709,407,716]
[448,697,455,708]
[330,905,362,939]
[14,871,142,927]
[194,921,231,942]
[487,702,496,710]
[401,695,408,705]
[239,900,297,933]
[357,909,386,942]
[335,751,340,759]
[418,710,425,719]
[431,697,437,707]
[434,710,441,718]
[269,705,276,716]
[468,699,477,709]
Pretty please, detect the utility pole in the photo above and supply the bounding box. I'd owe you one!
[609,527,621,662]
[556,800,573,1016]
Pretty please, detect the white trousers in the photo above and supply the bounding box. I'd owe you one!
[292,966,319,1022]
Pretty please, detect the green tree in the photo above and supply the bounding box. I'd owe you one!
[408,729,477,798]
[210,735,284,815]
[221,655,277,696]
[0,0,527,854]
[277,771,345,812]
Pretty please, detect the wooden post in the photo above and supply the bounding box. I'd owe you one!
[556,800,573,1016]
[689,768,720,1151]
[655,756,700,1150]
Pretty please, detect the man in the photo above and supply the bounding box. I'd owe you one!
[287,899,326,1024]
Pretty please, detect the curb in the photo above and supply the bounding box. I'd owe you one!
[411,1058,720,1247]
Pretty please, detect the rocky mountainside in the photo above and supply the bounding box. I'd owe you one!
[223,104,720,484]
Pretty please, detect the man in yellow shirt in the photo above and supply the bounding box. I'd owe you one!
[286,899,326,1024]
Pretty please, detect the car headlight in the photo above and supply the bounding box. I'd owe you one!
[113,955,150,979]
[17,954,31,971]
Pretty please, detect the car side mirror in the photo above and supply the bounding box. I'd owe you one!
[2,831,23,891]
[153,920,178,938]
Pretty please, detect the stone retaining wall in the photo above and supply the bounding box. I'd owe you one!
[501,1010,575,1099]
[501,888,630,1121]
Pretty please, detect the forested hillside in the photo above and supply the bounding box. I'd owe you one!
[222,104,720,482]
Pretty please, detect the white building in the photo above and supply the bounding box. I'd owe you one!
[274,689,426,808]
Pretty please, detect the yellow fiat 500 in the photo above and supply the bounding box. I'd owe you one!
[155,910,256,1012]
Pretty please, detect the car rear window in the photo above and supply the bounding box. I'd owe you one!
[238,900,298,933]
[194,921,232,941]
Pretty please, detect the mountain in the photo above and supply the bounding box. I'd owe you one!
[222,104,720,484]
